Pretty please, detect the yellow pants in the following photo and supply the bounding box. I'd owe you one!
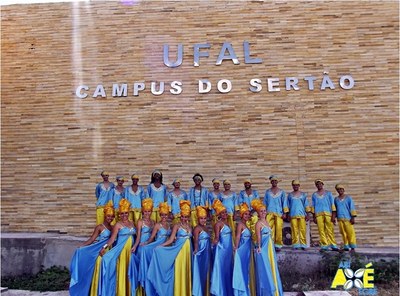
[338,219,357,249]
[267,213,283,248]
[131,210,142,224]
[190,210,198,227]
[227,214,235,235]
[172,214,181,225]
[290,217,307,248]
[96,207,105,225]
[316,215,337,249]
[151,210,160,222]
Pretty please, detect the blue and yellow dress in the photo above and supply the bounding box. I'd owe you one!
[192,230,211,296]
[210,224,233,296]
[136,222,153,292]
[99,226,139,296]
[147,227,192,296]
[69,227,111,296]
[140,226,172,295]
[233,227,252,296]
[254,224,283,296]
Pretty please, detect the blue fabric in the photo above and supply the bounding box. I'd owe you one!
[140,227,171,295]
[99,226,138,296]
[287,192,309,217]
[124,185,147,210]
[254,226,283,296]
[192,230,211,296]
[218,192,238,214]
[263,189,287,216]
[95,182,115,206]
[69,229,111,296]
[189,187,209,209]
[233,228,252,296]
[111,187,125,209]
[147,228,192,296]
[167,190,189,216]
[210,225,233,296]
[147,183,168,209]
[238,190,260,210]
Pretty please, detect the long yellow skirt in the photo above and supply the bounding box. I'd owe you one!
[173,239,192,296]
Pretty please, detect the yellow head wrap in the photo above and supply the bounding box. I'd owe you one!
[239,203,250,217]
[315,179,324,185]
[335,184,345,190]
[212,199,226,216]
[159,202,169,215]
[269,175,281,182]
[223,179,231,185]
[196,206,207,219]
[251,199,266,212]
[179,200,191,216]
[131,174,139,180]
[101,171,109,176]
[244,179,252,184]
[142,198,153,212]
[119,198,131,213]
[292,179,301,185]
[103,200,115,216]
[212,178,221,184]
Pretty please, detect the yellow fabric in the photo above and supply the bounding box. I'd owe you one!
[119,199,131,213]
[190,210,198,227]
[96,207,105,225]
[338,220,357,247]
[179,200,191,216]
[267,237,281,296]
[151,210,160,222]
[173,239,192,296]
[290,217,307,246]
[316,215,337,248]
[228,214,235,244]
[173,215,181,225]
[247,214,259,244]
[142,198,153,212]
[89,253,103,296]
[116,236,133,296]
[267,213,283,246]
[131,210,142,224]
[111,210,119,225]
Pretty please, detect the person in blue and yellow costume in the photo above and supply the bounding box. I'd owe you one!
[139,202,172,296]
[167,178,188,224]
[189,173,209,227]
[233,202,257,296]
[124,174,148,223]
[251,199,283,296]
[208,178,221,231]
[69,201,114,296]
[263,175,288,252]
[311,179,339,252]
[131,198,155,295]
[147,170,168,222]
[95,171,115,224]
[333,184,357,252]
[210,199,233,296]
[147,200,192,296]
[219,179,238,233]
[112,176,125,223]
[192,206,211,296]
[287,180,311,250]
[238,179,260,243]
[99,198,139,296]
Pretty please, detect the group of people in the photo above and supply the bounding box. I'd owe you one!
[69,170,358,296]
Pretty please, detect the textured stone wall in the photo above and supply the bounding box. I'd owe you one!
[1,1,399,247]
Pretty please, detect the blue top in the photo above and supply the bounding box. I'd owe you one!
[167,189,188,216]
[264,189,288,216]
[334,195,357,220]
[95,182,115,207]
[111,187,125,210]
[287,192,310,218]
[124,185,147,210]
[311,190,336,216]
[189,187,209,209]
[238,189,260,210]
[147,183,168,209]
[219,192,238,214]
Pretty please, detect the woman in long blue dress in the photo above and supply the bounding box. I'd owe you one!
[99,198,139,296]
[131,198,155,294]
[147,200,193,296]
[251,199,284,296]
[139,202,172,295]
[192,206,211,296]
[210,199,233,296]
[69,201,114,296]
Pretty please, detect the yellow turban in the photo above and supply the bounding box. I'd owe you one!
[196,206,207,219]
[103,201,115,216]
[315,179,324,185]
[244,179,252,184]
[223,179,231,185]
[142,198,153,212]
[212,178,221,184]
[101,171,109,176]
[292,179,300,185]
[119,198,131,213]
[179,200,191,216]
[239,203,250,217]
[159,202,169,215]
[212,199,226,216]
[131,174,139,180]
[335,184,345,190]
[251,199,266,212]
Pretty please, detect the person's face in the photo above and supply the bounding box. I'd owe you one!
[160,213,168,221]
[242,211,251,222]
[219,209,228,220]
[213,182,220,190]
[198,216,207,226]
[117,179,124,186]
[258,207,267,218]
[224,183,231,191]
[194,178,202,186]
[153,173,161,181]
[244,182,251,189]
[316,182,324,190]
[142,210,152,218]
[105,214,114,224]
[120,211,129,221]
[336,188,345,195]
[102,174,109,181]
[174,182,181,189]
[132,178,139,185]
[292,184,300,191]
[180,214,190,223]
[271,180,278,187]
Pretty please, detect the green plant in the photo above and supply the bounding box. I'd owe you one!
[1,265,70,291]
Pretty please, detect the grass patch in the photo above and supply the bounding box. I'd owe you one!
[1,266,70,292]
